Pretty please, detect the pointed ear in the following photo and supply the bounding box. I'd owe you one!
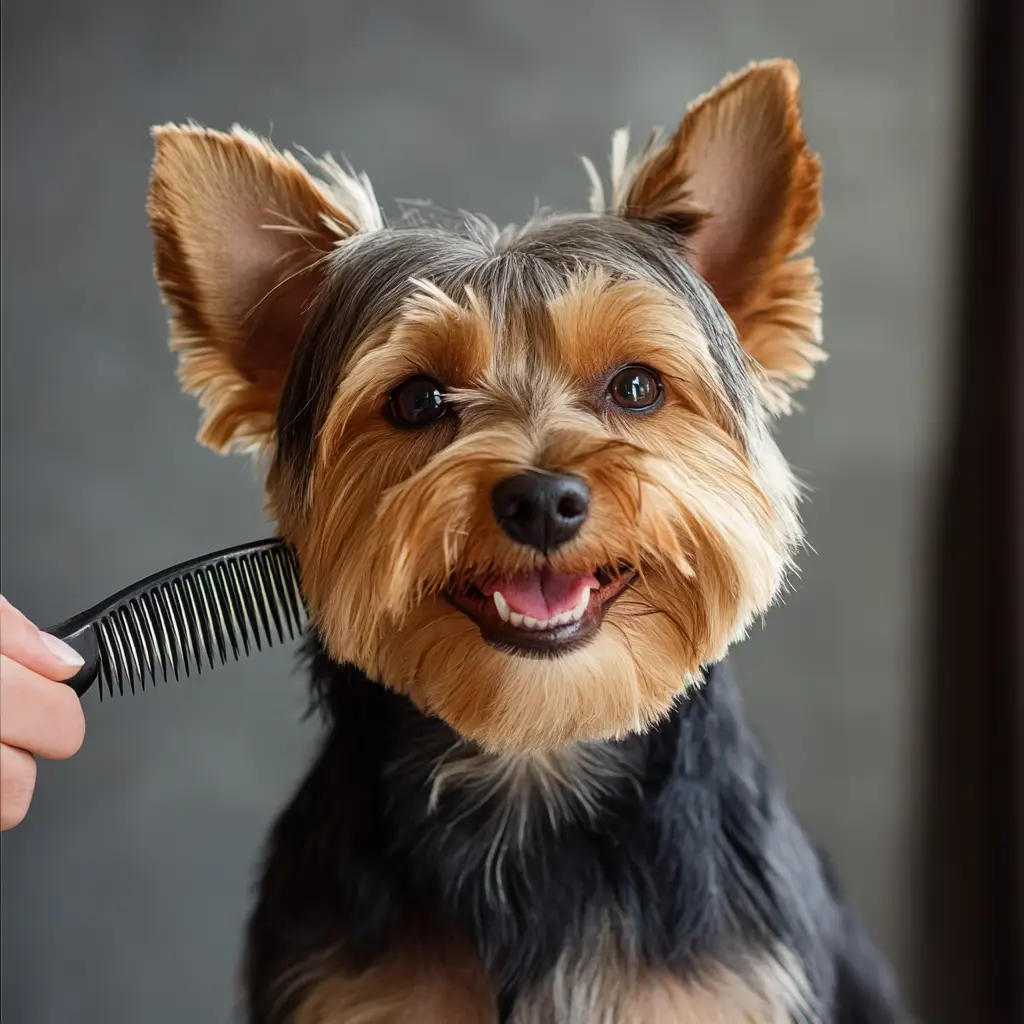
[147,124,381,452]
[620,60,824,413]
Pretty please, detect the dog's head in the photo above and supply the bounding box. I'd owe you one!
[148,61,822,751]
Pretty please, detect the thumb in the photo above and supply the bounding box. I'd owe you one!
[0,596,85,682]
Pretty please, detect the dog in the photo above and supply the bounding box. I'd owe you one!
[146,59,907,1023]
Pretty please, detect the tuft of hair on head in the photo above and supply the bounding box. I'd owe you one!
[588,59,825,415]
[146,123,381,454]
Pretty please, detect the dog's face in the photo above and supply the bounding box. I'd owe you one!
[148,61,822,750]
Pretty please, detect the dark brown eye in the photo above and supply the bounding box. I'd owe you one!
[607,365,663,411]
[388,375,447,427]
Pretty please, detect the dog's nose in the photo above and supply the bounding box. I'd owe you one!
[491,471,591,553]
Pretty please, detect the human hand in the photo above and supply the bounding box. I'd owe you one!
[1,596,87,829]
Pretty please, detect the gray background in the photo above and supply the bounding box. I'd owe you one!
[1,1,962,1020]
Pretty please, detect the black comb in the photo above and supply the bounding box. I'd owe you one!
[47,539,307,698]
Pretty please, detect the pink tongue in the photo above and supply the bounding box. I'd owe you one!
[482,568,599,619]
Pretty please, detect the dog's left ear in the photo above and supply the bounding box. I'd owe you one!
[620,60,824,413]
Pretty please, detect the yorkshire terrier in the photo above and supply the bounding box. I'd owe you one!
[147,60,906,1023]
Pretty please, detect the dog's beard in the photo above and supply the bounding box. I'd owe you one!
[288,428,797,751]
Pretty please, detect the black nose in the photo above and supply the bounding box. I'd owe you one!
[491,471,591,553]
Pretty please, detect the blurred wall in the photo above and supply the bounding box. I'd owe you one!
[1,1,962,1019]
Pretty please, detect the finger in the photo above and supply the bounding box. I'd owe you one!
[0,655,86,759]
[0,594,84,681]
[0,743,38,830]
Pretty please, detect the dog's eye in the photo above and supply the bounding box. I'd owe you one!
[607,366,663,411]
[388,375,448,427]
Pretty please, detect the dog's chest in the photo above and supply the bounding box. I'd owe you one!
[387,741,812,1023]
[389,738,648,912]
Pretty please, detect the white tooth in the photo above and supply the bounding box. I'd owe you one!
[522,615,539,629]
[510,611,524,628]
[536,617,552,630]
[493,591,511,623]
[569,589,591,623]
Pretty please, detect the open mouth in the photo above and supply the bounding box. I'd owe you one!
[446,564,636,655]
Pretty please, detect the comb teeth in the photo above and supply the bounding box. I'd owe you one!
[95,545,307,699]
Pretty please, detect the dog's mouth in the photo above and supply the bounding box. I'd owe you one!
[446,564,636,655]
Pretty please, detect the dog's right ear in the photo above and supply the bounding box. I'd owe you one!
[147,124,381,454]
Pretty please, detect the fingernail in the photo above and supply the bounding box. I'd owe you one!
[40,632,85,668]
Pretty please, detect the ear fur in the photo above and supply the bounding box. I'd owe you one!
[147,124,381,452]
[608,60,824,413]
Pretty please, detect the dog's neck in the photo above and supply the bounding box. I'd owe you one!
[305,634,685,830]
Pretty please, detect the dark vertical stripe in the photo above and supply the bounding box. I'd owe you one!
[921,0,1023,1019]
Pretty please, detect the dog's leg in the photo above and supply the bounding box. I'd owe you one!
[286,942,496,1024]
[508,917,812,1024]
[246,908,495,1024]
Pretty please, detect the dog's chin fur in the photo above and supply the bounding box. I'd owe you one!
[335,591,697,752]
[304,562,774,753]
[147,59,907,1023]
